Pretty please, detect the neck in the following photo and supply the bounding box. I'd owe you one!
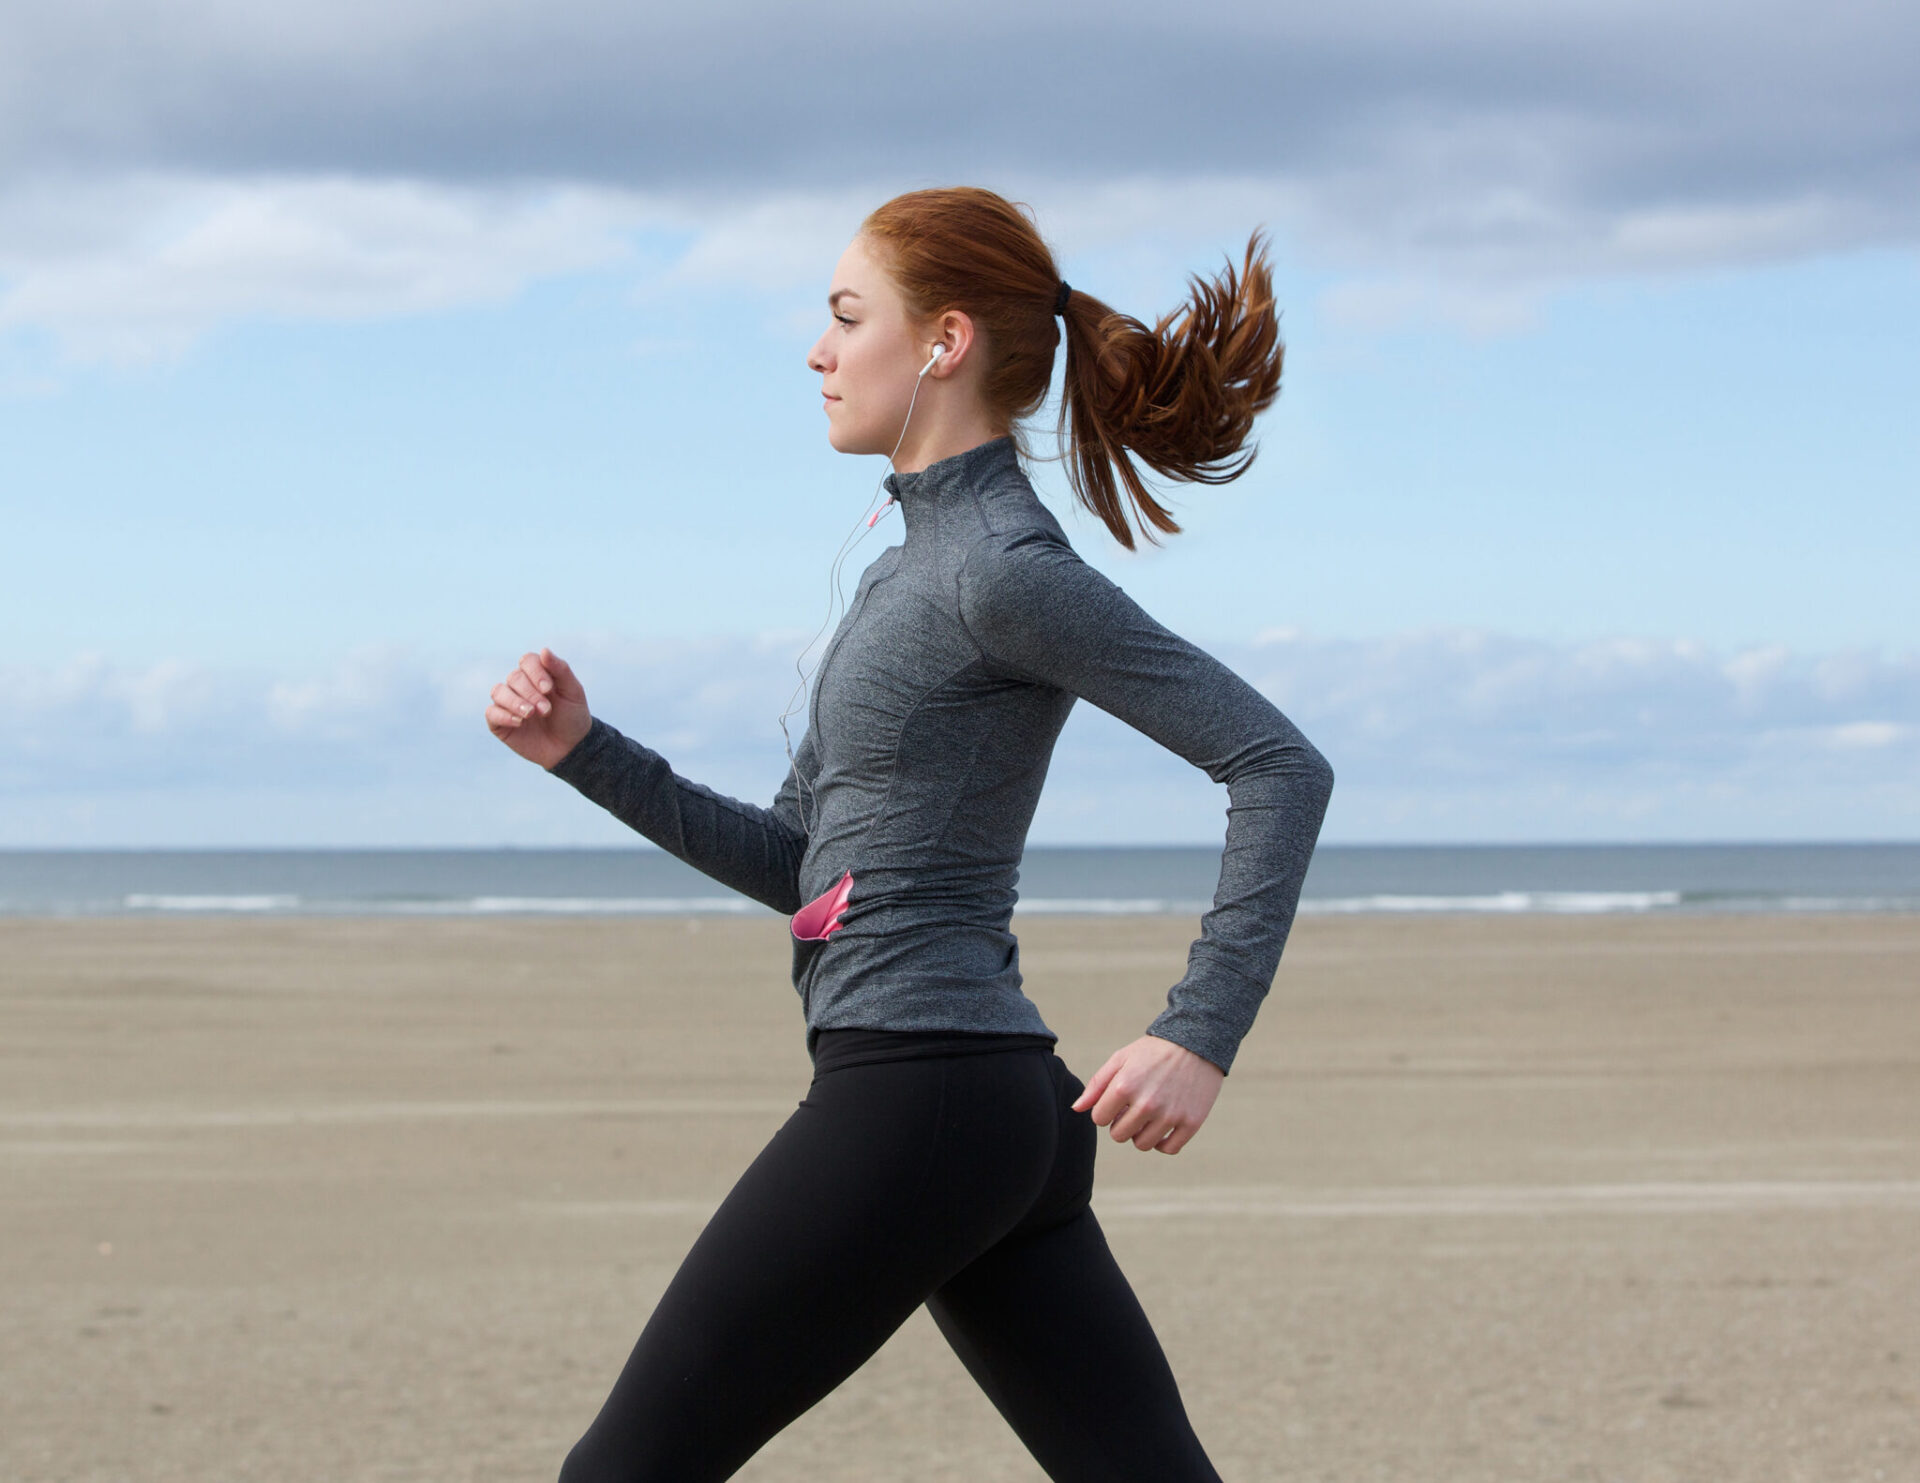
[889,405,1008,474]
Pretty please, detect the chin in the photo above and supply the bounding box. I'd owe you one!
[827,423,875,457]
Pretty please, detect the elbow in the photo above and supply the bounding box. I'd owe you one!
[1290,737,1335,818]
[1252,723,1333,789]
[1314,752,1335,821]
[1239,726,1335,817]
[1309,742,1335,802]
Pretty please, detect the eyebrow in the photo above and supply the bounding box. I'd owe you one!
[828,289,863,308]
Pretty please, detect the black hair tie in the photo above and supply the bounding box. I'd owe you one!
[1053,280,1072,317]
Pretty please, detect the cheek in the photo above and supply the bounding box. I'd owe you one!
[840,347,883,411]
[849,341,909,401]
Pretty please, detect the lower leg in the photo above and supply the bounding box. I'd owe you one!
[928,1206,1224,1483]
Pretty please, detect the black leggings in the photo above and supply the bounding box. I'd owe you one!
[556,1029,1224,1482]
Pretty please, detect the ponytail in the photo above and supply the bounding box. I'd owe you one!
[1056,231,1283,550]
[861,189,1284,551]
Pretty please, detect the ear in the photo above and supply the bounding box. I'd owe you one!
[926,308,978,376]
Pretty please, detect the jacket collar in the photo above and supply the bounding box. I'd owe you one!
[883,435,1021,526]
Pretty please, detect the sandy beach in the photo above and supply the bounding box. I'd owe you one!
[3,910,1916,1482]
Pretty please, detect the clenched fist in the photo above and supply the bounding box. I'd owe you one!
[486,647,593,770]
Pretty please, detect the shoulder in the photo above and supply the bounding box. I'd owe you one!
[955,521,1142,670]
[959,522,1100,608]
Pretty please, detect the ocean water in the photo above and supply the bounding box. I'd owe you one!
[1,844,1917,918]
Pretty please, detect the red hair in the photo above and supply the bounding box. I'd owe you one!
[859,186,1284,551]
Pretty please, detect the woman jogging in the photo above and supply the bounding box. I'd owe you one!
[486,186,1334,1483]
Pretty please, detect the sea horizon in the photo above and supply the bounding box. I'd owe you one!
[3,841,1917,918]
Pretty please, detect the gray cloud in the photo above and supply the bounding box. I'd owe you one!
[4,1,1917,279]
[2,2,1914,358]
[6,627,1916,845]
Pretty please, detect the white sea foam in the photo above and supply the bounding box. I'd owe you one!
[3,858,1898,917]
[112,893,769,916]
[1774,894,1920,912]
[69,887,1877,918]
[123,893,302,912]
[407,896,761,915]
[1299,890,1683,914]
[1015,897,1216,915]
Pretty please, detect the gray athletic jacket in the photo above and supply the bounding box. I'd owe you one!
[549,434,1334,1073]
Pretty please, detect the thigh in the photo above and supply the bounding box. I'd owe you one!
[926,1059,1224,1483]
[559,1051,1058,1483]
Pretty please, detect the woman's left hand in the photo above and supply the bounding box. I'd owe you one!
[1071,1034,1225,1155]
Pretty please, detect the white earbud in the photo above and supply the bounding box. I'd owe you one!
[920,345,945,375]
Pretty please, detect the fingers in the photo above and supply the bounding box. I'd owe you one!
[1110,1103,1189,1153]
[1070,1052,1121,1113]
[491,677,548,724]
[1144,1121,1190,1160]
[517,651,555,702]
[1155,1121,1196,1156]
[1085,1058,1150,1138]
[488,648,568,730]
[508,656,554,714]
[538,647,585,701]
[1107,1097,1174,1150]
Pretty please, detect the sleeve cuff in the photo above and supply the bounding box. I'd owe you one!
[1144,959,1271,1075]
[548,714,621,785]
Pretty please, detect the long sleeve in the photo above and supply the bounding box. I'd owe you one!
[547,714,814,915]
[956,526,1334,1074]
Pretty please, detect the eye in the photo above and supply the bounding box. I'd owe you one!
[834,313,855,327]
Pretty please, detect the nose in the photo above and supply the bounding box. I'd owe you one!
[807,332,832,375]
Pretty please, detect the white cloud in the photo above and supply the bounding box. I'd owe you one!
[0,173,666,363]
[4,628,1916,844]
[652,189,877,296]
[0,170,1313,364]
[1825,721,1909,750]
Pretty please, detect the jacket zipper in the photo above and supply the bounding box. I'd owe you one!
[809,561,896,741]
[801,556,898,1027]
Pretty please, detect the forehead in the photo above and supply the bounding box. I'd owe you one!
[828,235,891,306]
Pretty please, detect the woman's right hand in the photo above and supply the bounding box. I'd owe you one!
[486,647,593,770]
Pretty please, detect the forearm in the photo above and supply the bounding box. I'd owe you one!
[549,716,807,914]
[1145,733,1335,1074]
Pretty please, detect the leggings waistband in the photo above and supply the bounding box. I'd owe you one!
[809,1027,1058,1078]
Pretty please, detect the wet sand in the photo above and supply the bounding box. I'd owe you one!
[3,911,1917,1482]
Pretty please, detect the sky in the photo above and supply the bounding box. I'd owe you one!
[2,0,1916,846]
